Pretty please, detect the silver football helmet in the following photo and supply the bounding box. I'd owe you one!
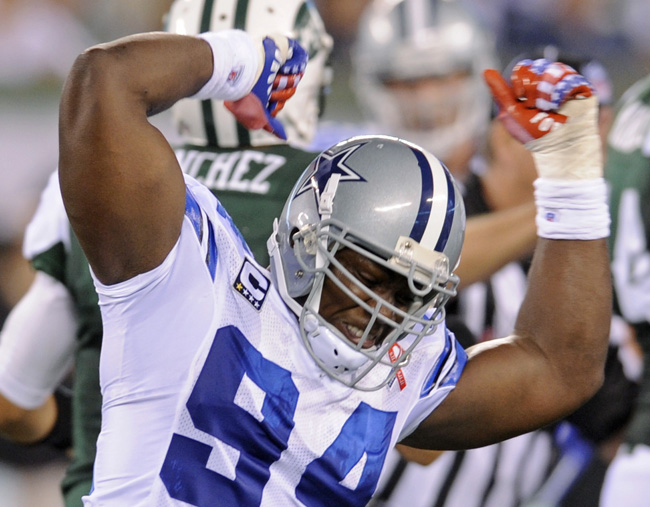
[352,0,498,163]
[268,136,466,390]
[165,0,333,148]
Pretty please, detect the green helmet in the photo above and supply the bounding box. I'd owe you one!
[166,0,333,148]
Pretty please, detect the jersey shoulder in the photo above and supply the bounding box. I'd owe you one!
[23,170,71,281]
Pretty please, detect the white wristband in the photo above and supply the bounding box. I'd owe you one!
[191,30,260,102]
[534,178,610,240]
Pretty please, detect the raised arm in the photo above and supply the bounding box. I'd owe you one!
[59,31,306,284]
[59,33,210,285]
[406,60,612,450]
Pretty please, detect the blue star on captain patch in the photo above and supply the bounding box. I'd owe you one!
[296,142,368,198]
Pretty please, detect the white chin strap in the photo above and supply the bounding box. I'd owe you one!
[303,313,369,372]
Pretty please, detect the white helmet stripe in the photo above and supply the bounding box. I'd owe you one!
[408,148,453,253]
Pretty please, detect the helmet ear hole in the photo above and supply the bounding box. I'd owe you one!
[289,227,299,248]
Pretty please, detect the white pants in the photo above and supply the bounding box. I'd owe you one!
[601,443,650,507]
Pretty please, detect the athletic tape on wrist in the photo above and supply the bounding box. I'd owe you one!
[191,30,259,102]
[528,97,603,181]
[534,178,610,240]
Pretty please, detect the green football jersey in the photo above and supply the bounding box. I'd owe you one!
[606,74,650,446]
[176,144,318,265]
[29,222,102,507]
[28,143,318,506]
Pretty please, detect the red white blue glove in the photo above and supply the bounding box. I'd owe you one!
[484,58,593,144]
[484,58,602,181]
[225,35,307,140]
[485,59,608,239]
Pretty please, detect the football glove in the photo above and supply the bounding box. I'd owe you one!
[484,58,602,180]
[225,35,307,140]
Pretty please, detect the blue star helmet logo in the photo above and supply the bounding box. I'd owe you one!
[296,142,368,200]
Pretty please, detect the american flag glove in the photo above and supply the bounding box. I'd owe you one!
[484,58,601,181]
[225,35,307,140]
[484,58,593,144]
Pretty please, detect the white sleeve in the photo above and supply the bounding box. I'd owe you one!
[0,271,77,409]
[23,169,70,260]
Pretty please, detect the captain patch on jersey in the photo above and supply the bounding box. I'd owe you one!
[233,258,270,310]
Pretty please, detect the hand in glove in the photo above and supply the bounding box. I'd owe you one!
[225,35,307,140]
[484,59,601,180]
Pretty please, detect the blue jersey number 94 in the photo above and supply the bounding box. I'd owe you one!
[160,325,396,506]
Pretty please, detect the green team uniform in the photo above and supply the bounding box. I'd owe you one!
[606,74,650,446]
[29,143,317,506]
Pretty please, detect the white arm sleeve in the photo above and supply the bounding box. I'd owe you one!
[0,271,77,409]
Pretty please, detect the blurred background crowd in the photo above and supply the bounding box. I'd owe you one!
[1,0,650,505]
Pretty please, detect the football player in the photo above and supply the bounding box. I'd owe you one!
[351,0,497,183]
[55,14,611,506]
[0,1,332,505]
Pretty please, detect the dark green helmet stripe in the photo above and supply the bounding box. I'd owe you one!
[234,0,249,29]
[200,0,219,146]
[234,0,251,145]
[201,100,218,146]
[200,0,214,32]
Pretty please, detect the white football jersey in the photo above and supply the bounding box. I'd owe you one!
[85,175,466,507]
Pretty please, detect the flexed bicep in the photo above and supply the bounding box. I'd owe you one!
[59,32,306,285]
[58,38,196,285]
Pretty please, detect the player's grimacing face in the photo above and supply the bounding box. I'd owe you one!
[318,249,413,348]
